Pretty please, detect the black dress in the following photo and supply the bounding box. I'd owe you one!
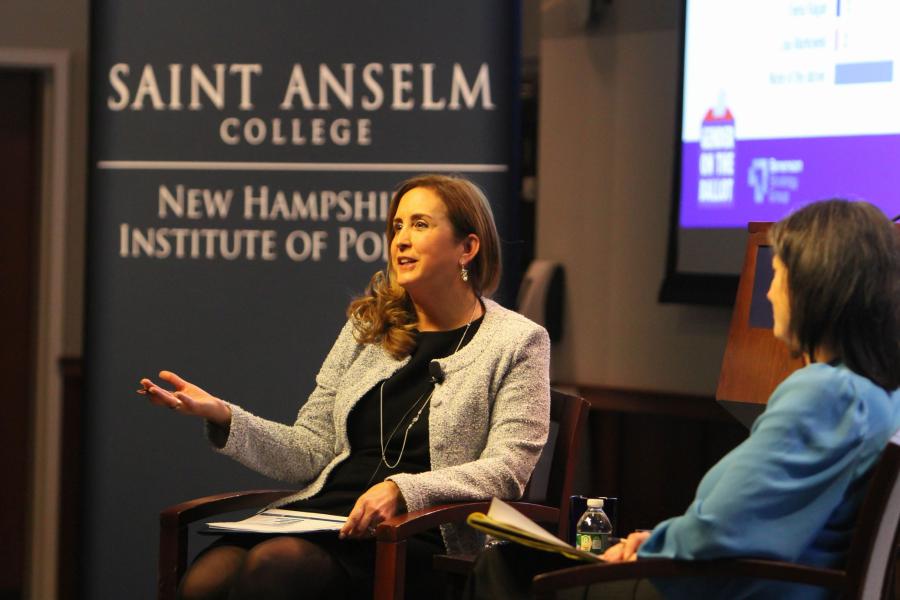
[287,316,482,518]
[209,317,483,596]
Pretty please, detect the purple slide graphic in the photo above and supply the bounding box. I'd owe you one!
[680,133,900,228]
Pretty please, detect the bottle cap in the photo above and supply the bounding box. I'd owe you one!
[587,498,604,508]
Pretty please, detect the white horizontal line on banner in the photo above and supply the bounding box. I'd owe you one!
[96,160,509,173]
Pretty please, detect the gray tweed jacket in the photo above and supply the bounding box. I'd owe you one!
[212,298,551,555]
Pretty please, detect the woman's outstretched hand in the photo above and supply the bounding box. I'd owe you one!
[138,370,231,428]
[339,481,405,540]
[601,530,651,562]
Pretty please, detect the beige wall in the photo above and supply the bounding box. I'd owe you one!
[1,0,89,356]
[537,0,733,395]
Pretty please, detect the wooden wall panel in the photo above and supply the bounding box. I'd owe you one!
[575,386,748,536]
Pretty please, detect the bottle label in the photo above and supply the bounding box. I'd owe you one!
[575,532,608,554]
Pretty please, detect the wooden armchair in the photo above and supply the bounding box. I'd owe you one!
[374,389,589,600]
[531,428,900,600]
[157,389,589,600]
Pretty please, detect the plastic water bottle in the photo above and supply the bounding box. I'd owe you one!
[575,498,612,554]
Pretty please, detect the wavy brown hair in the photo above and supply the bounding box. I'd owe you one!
[769,199,899,390]
[347,174,502,359]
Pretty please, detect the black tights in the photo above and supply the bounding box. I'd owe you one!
[178,535,360,600]
[178,532,443,600]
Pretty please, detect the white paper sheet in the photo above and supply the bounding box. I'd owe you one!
[206,508,346,534]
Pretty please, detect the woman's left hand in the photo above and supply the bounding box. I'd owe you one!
[339,481,406,540]
[601,530,651,562]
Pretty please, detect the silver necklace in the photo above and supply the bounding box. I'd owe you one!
[378,301,480,469]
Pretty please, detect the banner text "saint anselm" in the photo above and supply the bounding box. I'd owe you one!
[106,62,495,112]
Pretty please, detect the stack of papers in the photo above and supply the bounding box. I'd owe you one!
[466,498,603,562]
[206,509,346,534]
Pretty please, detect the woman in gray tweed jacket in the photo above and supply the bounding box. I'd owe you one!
[140,174,551,600]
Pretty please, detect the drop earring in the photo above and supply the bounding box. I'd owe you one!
[460,263,469,282]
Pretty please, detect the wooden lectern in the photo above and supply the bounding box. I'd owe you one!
[716,222,803,427]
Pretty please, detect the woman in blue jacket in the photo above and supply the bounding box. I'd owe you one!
[467,199,900,600]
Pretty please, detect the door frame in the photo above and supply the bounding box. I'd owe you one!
[0,47,70,600]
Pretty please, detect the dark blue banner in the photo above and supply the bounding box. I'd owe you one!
[84,2,518,596]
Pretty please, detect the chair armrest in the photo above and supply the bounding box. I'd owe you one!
[375,501,559,543]
[432,553,477,574]
[532,558,846,599]
[160,489,295,529]
[376,502,491,542]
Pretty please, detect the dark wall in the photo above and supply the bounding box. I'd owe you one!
[0,69,41,600]
[576,387,748,535]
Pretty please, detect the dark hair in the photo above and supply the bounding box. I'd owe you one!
[347,174,502,359]
[769,199,899,390]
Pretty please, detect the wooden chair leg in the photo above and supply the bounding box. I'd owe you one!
[158,520,187,600]
[374,539,407,600]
